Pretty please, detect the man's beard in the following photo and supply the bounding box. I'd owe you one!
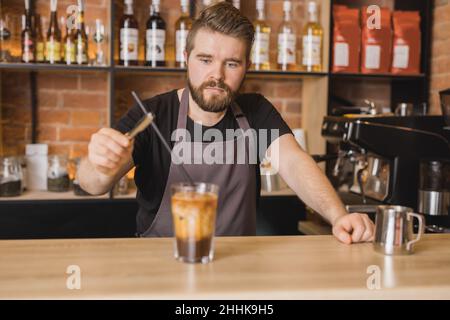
[187,77,237,113]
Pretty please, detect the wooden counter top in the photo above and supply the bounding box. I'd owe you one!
[1,234,449,299]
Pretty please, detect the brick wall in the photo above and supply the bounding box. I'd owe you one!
[1,71,109,157]
[430,0,450,115]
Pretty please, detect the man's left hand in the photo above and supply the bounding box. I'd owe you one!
[332,213,375,244]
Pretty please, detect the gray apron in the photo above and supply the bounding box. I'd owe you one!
[141,88,257,237]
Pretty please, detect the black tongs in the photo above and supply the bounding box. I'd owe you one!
[125,113,154,139]
[125,91,154,139]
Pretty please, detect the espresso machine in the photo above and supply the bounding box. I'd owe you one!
[321,113,450,229]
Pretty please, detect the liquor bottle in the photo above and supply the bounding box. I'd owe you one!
[21,0,35,63]
[145,0,166,67]
[35,15,45,63]
[93,19,106,66]
[175,0,192,68]
[301,1,323,72]
[46,0,61,64]
[0,0,12,62]
[277,1,296,71]
[119,0,139,66]
[74,0,88,65]
[251,0,271,71]
[62,16,75,64]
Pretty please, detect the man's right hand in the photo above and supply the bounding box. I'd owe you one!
[88,128,134,177]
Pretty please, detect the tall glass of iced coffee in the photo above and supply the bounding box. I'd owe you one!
[171,183,219,264]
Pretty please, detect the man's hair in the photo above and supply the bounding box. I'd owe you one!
[186,2,255,61]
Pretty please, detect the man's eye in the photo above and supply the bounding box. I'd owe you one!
[200,59,211,64]
[227,62,239,68]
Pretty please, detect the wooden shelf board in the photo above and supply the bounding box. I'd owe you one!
[329,72,426,80]
[0,190,110,202]
[114,65,186,74]
[112,187,297,201]
[115,65,327,78]
[0,63,110,72]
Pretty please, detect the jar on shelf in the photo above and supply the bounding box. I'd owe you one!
[0,156,23,197]
[18,156,27,192]
[47,155,70,192]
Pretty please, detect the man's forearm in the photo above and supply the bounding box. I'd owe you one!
[287,152,348,225]
[274,135,348,226]
[78,158,116,195]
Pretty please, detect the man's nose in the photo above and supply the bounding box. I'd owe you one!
[209,62,225,81]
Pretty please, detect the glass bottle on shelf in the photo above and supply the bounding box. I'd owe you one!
[21,0,35,63]
[145,0,166,67]
[46,0,62,64]
[301,1,323,72]
[62,15,75,65]
[277,0,297,71]
[93,19,106,66]
[119,0,139,66]
[0,157,23,197]
[251,0,271,71]
[47,155,70,192]
[85,24,95,65]
[0,0,12,62]
[175,0,192,68]
[74,0,88,65]
[35,14,45,63]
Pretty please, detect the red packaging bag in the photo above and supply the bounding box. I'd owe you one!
[361,7,392,74]
[391,11,421,74]
[332,5,361,73]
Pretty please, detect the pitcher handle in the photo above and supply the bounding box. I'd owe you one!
[406,212,425,251]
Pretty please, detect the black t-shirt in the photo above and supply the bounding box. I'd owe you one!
[114,89,292,219]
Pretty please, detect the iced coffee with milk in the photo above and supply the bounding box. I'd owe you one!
[171,183,219,264]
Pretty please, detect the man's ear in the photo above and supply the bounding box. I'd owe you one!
[184,50,188,63]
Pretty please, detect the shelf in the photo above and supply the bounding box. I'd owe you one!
[114,65,186,75]
[329,72,426,80]
[246,70,328,79]
[114,65,327,78]
[0,187,297,204]
[0,190,110,203]
[0,63,111,73]
[0,62,327,79]
[112,187,297,201]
